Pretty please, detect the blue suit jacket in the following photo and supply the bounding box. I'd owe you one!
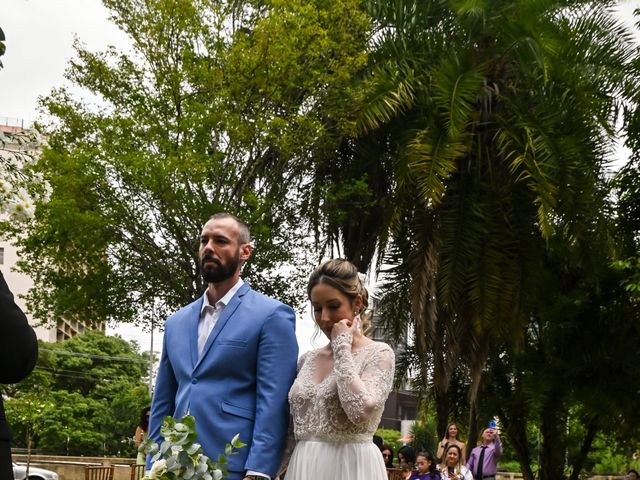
[149,283,298,479]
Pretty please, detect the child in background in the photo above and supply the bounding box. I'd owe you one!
[409,451,440,480]
[400,463,414,479]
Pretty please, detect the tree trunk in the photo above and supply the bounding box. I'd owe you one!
[467,398,479,453]
[568,416,599,480]
[539,396,567,480]
[499,410,535,480]
[432,310,450,439]
[435,386,450,441]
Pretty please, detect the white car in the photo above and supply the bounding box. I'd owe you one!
[12,463,59,480]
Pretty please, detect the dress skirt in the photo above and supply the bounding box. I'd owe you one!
[284,436,388,480]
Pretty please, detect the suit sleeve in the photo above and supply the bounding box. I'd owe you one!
[0,271,38,384]
[148,324,178,466]
[245,303,298,477]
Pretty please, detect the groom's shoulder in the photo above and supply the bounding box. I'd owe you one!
[243,286,293,313]
[166,297,202,324]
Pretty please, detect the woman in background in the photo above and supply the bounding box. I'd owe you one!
[134,406,151,465]
[382,445,395,468]
[439,444,472,480]
[398,445,416,466]
[436,423,466,464]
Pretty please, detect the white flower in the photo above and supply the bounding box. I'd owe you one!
[0,178,11,195]
[4,197,34,221]
[213,469,223,480]
[149,459,168,479]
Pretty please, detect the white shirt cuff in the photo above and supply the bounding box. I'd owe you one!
[246,470,270,479]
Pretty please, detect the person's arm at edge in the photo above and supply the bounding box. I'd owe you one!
[436,440,446,461]
[0,271,38,383]
[134,426,143,448]
[245,303,298,478]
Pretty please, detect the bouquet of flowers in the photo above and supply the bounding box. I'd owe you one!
[141,415,245,480]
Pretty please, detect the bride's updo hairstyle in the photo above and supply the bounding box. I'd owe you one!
[307,259,373,335]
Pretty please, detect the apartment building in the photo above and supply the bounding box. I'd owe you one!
[1,119,103,341]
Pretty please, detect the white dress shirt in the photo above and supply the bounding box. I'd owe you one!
[197,278,244,356]
[196,278,270,479]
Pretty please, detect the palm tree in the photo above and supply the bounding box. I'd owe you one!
[316,0,638,447]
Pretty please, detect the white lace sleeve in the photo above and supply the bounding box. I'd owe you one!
[277,353,310,478]
[331,333,395,424]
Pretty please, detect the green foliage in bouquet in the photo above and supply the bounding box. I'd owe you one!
[141,415,245,480]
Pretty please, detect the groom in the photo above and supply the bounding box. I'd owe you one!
[149,213,298,480]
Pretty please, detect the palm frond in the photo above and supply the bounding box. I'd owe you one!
[357,64,418,133]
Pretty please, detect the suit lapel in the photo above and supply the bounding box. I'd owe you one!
[188,298,204,368]
[194,283,250,371]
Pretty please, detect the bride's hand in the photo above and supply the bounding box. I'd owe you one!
[330,317,358,342]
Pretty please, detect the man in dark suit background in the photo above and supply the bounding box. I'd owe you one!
[0,271,38,479]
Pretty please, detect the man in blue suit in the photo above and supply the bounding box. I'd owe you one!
[149,213,298,480]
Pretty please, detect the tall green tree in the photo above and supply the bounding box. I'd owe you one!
[1,0,370,327]
[485,228,640,480]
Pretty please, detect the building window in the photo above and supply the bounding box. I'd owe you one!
[0,247,4,265]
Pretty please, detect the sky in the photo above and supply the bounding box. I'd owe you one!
[1,0,639,358]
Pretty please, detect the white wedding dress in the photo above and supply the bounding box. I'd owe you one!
[284,332,395,480]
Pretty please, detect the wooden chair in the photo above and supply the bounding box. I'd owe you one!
[387,468,404,480]
[85,465,114,480]
[130,464,146,480]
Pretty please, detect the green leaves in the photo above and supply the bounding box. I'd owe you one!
[3,332,150,456]
[145,415,243,480]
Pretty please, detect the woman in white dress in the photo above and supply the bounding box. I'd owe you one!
[438,444,472,480]
[285,259,395,480]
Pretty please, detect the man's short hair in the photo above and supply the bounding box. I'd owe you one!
[209,212,251,244]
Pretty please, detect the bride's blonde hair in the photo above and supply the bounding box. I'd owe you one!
[307,258,372,335]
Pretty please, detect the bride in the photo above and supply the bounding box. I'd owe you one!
[284,259,395,480]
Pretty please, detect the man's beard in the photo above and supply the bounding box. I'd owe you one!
[201,254,239,283]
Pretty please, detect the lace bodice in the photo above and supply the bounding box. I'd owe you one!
[288,333,395,441]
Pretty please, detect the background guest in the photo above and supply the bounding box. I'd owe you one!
[436,423,466,464]
[134,406,151,464]
[398,445,416,466]
[401,463,414,480]
[409,451,440,480]
[466,428,502,480]
[382,445,395,468]
[439,444,472,480]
